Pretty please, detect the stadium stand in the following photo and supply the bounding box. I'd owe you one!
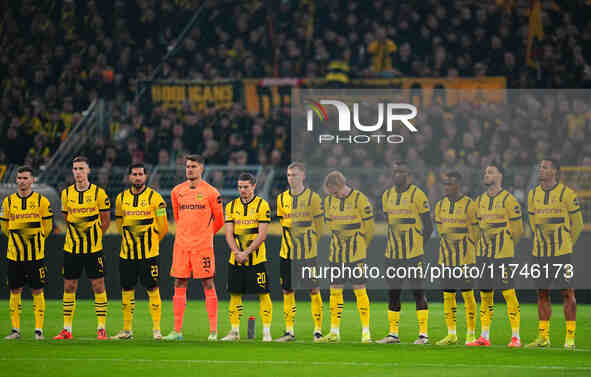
[2,0,591,218]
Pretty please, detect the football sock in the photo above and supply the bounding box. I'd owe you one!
[461,290,476,335]
[32,291,45,331]
[502,289,520,338]
[95,291,108,330]
[388,310,400,336]
[310,292,323,333]
[204,287,218,333]
[354,288,370,330]
[259,293,272,327]
[229,294,243,331]
[480,290,494,339]
[147,288,161,332]
[173,287,187,333]
[539,320,550,339]
[417,309,429,336]
[122,290,135,332]
[566,321,576,342]
[443,291,457,334]
[329,288,344,332]
[283,291,296,334]
[63,291,76,331]
[9,291,22,331]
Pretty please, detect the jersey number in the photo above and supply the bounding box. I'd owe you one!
[257,272,266,286]
[202,257,211,270]
[38,266,47,280]
[97,256,104,273]
[150,265,159,278]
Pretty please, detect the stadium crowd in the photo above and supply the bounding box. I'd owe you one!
[2,0,591,208]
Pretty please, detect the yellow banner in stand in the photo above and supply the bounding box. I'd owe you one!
[243,76,507,116]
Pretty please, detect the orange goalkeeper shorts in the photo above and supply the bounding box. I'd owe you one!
[170,248,215,279]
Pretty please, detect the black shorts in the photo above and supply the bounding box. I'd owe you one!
[533,254,574,290]
[280,257,319,291]
[327,259,368,286]
[385,256,425,290]
[7,259,48,290]
[120,256,160,290]
[440,264,476,291]
[63,251,105,280]
[227,262,270,294]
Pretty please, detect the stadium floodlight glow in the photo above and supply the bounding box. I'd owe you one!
[306,100,418,132]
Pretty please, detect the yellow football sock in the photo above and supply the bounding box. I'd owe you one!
[229,294,243,330]
[259,293,272,327]
[63,292,76,330]
[283,291,296,333]
[330,288,344,330]
[443,291,457,333]
[461,290,476,334]
[566,321,576,341]
[310,292,323,333]
[9,291,22,330]
[480,290,494,333]
[388,310,400,336]
[539,320,550,339]
[95,291,108,330]
[122,290,135,332]
[417,309,429,336]
[32,291,45,330]
[502,289,520,335]
[354,288,370,330]
[147,288,162,331]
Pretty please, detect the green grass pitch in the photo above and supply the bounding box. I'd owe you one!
[0,299,590,377]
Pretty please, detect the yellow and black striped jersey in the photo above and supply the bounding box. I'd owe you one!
[382,184,430,260]
[61,184,110,254]
[527,183,583,257]
[277,188,323,260]
[324,189,375,264]
[476,190,523,259]
[434,195,478,266]
[115,187,168,260]
[1,192,53,261]
[225,196,271,266]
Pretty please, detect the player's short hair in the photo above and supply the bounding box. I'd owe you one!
[392,160,408,169]
[128,163,146,174]
[446,171,462,182]
[487,163,504,177]
[73,155,89,166]
[542,158,560,172]
[323,170,346,191]
[16,166,34,175]
[287,162,306,172]
[238,172,256,185]
[185,154,205,165]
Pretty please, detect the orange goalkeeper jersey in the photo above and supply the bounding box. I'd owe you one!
[171,179,224,253]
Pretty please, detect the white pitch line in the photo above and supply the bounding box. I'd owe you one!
[0,357,590,371]
[70,337,591,352]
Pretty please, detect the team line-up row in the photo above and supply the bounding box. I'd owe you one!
[1,156,582,349]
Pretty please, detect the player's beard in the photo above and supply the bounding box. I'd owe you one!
[484,180,493,187]
[133,183,145,191]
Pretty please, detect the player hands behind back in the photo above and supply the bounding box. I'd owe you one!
[164,155,224,341]
[2,166,53,340]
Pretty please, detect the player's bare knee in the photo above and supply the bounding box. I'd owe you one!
[538,289,550,300]
[201,278,214,290]
[64,279,77,293]
[283,289,294,295]
[175,278,189,288]
[310,288,320,295]
[31,288,43,295]
[10,287,23,295]
[90,278,105,293]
